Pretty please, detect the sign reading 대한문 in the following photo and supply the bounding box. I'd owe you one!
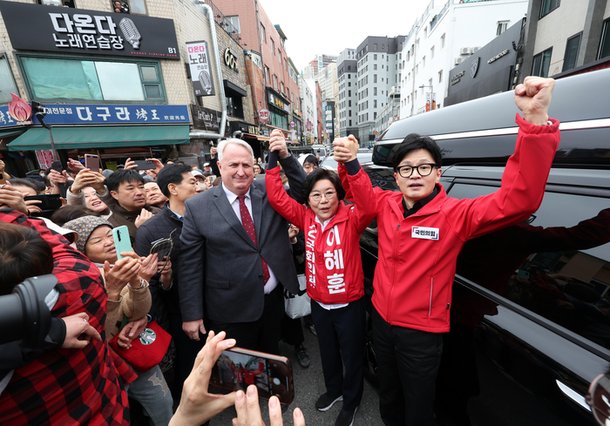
[187,41,215,97]
[0,1,179,60]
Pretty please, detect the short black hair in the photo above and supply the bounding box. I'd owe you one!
[0,222,54,294]
[303,154,319,167]
[8,178,43,194]
[105,169,144,192]
[156,164,193,198]
[390,133,442,170]
[303,168,345,207]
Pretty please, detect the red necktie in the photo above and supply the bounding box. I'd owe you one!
[238,195,270,283]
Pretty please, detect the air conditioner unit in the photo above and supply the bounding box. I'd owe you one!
[460,47,471,55]
[455,57,463,65]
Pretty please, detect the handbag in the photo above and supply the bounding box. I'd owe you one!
[284,274,311,319]
[109,320,172,372]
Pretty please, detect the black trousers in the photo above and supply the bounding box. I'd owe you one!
[207,286,284,354]
[281,315,305,347]
[372,308,443,426]
[311,297,365,411]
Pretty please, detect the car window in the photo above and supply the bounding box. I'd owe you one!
[451,183,610,350]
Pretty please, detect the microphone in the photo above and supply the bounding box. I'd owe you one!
[198,69,213,95]
[119,17,142,49]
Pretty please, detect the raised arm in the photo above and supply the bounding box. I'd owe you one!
[265,149,307,230]
[457,76,561,239]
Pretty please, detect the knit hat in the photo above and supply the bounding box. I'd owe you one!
[63,215,113,254]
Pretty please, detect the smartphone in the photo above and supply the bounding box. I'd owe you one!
[149,236,173,259]
[209,347,294,405]
[24,194,62,212]
[84,154,100,171]
[134,160,156,170]
[112,225,133,259]
[50,160,63,172]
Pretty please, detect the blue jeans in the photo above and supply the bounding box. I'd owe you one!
[127,365,173,426]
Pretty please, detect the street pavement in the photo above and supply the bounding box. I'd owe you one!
[211,325,384,425]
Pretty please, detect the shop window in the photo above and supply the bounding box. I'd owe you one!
[599,18,610,60]
[0,55,19,104]
[562,32,581,72]
[531,47,552,77]
[20,56,165,102]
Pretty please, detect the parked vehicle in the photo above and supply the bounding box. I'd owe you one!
[360,68,610,425]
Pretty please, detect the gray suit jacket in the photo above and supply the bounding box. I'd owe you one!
[178,155,304,323]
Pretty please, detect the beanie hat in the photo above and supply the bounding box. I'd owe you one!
[63,215,113,254]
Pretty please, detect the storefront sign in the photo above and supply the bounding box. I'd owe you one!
[0,105,25,129]
[267,92,290,114]
[191,105,221,132]
[187,40,215,97]
[487,48,510,64]
[0,2,179,60]
[450,70,466,86]
[24,104,190,126]
[224,48,238,71]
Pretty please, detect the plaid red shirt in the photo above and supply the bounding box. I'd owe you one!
[0,210,135,425]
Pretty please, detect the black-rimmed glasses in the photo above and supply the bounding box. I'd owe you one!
[395,163,438,178]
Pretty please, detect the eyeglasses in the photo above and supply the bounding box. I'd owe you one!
[309,190,337,202]
[395,163,438,178]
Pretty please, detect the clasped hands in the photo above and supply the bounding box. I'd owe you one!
[333,134,359,163]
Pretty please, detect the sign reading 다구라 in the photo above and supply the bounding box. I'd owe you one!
[28,104,190,126]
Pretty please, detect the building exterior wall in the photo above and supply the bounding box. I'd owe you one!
[212,0,297,136]
[523,0,610,79]
[533,0,589,76]
[399,0,527,118]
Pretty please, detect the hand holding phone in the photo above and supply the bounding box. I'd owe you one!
[84,154,100,172]
[171,331,237,425]
[134,160,156,170]
[112,225,133,259]
[209,346,294,405]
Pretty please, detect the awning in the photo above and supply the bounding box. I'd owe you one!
[7,125,190,151]
[224,80,247,97]
[0,127,27,149]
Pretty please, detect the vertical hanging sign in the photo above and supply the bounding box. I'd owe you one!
[186,40,215,97]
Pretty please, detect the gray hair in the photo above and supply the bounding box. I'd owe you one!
[217,138,255,162]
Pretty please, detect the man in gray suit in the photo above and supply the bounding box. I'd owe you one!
[179,137,304,354]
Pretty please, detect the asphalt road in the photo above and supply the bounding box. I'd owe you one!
[211,326,384,425]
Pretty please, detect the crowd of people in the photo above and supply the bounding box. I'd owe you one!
[0,76,560,425]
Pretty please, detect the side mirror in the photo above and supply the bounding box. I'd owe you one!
[587,373,610,425]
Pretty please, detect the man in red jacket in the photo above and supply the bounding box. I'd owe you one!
[334,76,561,426]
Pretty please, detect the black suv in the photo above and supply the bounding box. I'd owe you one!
[359,68,610,426]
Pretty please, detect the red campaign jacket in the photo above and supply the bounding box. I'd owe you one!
[266,166,376,304]
[340,115,560,333]
[0,210,133,425]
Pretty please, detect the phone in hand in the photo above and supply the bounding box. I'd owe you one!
[134,160,156,170]
[84,154,100,171]
[210,347,294,405]
[24,194,62,213]
[112,225,133,259]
